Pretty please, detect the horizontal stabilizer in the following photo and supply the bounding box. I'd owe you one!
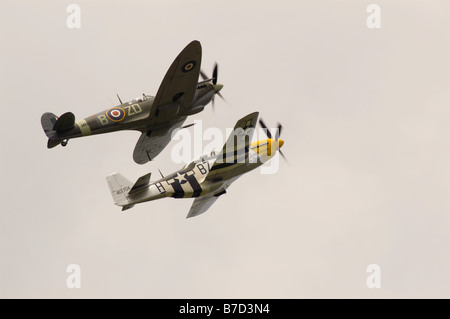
[47,139,61,149]
[53,112,75,132]
[129,173,151,195]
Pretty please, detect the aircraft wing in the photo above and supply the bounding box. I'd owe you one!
[186,194,219,219]
[208,111,259,173]
[186,175,239,218]
[133,129,174,164]
[148,41,202,119]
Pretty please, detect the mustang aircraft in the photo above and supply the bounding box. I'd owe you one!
[41,40,224,164]
[106,112,285,218]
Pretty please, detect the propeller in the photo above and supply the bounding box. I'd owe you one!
[200,62,225,112]
[200,69,209,82]
[212,63,218,85]
[258,118,287,161]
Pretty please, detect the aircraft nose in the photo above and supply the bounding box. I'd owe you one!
[213,83,223,93]
[278,139,284,149]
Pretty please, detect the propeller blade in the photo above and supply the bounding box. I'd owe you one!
[212,96,215,113]
[217,92,226,102]
[200,70,208,81]
[259,118,273,139]
[279,149,288,164]
[275,123,282,141]
[259,117,287,163]
[212,63,218,85]
[201,63,224,111]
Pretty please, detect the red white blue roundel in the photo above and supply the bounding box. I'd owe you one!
[106,107,125,122]
[182,61,196,73]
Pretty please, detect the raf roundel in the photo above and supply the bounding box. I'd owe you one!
[182,61,196,73]
[106,107,126,122]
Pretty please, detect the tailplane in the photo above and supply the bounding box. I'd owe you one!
[53,112,75,131]
[106,173,134,211]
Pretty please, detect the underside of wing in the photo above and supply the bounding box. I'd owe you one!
[149,41,202,120]
[186,194,219,219]
[132,129,173,164]
[208,111,259,173]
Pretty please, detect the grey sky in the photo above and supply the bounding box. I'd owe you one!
[1,1,450,298]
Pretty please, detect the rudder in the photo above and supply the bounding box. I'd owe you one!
[41,112,58,139]
[106,173,133,208]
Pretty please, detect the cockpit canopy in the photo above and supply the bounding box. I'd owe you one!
[182,160,197,170]
[186,152,217,167]
[132,94,154,103]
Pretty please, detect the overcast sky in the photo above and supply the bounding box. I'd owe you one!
[1,0,450,298]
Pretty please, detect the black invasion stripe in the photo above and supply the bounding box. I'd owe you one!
[214,153,247,166]
[220,145,248,162]
[169,180,184,198]
[185,175,202,197]
[210,162,236,172]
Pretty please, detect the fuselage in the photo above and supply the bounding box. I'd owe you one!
[122,138,285,208]
[57,82,217,140]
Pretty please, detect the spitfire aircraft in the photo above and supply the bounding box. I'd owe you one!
[106,112,285,218]
[41,40,224,164]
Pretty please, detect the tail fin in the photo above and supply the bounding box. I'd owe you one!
[41,112,58,139]
[106,173,134,210]
[41,112,75,148]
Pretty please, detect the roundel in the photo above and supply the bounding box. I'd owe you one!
[182,61,196,73]
[106,107,126,122]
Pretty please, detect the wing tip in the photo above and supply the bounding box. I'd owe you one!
[182,40,202,56]
[188,39,201,47]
